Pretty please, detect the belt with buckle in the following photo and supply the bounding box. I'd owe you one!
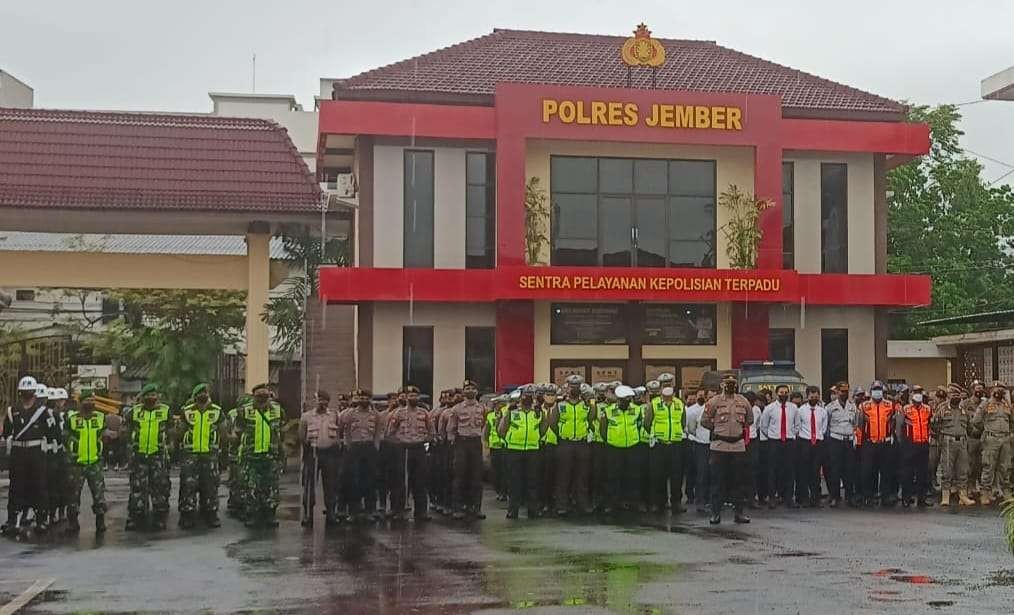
[12,439,44,448]
[942,435,964,441]
[829,433,854,442]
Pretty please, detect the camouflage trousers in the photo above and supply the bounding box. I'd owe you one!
[226,453,243,513]
[938,436,969,492]
[128,454,171,519]
[243,455,280,519]
[67,462,106,516]
[178,454,220,514]
[980,434,1012,496]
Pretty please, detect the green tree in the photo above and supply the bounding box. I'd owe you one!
[888,104,1014,338]
[89,290,245,408]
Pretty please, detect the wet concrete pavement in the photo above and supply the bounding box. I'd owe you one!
[2,472,1013,614]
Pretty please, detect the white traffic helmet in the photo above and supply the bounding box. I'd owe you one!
[17,375,38,392]
[51,388,69,400]
[36,383,49,398]
[46,387,60,399]
[615,385,636,399]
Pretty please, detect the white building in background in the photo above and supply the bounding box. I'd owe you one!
[0,70,33,108]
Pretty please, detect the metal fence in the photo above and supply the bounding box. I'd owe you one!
[0,334,72,409]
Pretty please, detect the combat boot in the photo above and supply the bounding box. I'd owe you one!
[940,491,951,506]
[179,513,196,529]
[958,490,976,505]
[125,517,139,531]
[66,514,80,535]
[95,514,106,534]
[205,512,221,528]
[981,493,993,506]
[153,515,167,531]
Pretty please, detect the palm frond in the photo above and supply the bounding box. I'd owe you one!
[1002,497,1014,556]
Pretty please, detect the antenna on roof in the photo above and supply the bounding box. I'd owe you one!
[252,53,257,93]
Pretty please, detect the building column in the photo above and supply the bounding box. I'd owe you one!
[245,224,271,389]
[755,143,783,270]
[495,135,526,267]
[495,300,534,389]
[731,303,769,368]
[873,154,890,380]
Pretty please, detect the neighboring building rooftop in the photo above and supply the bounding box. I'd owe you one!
[0,107,322,213]
[0,231,289,258]
[333,28,907,119]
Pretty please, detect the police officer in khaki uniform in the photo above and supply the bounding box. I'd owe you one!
[446,380,487,520]
[387,385,434,521]
[972,381,1013,505]
[701,374,753,524]
[932,383,975,506]
[961,381,987,498]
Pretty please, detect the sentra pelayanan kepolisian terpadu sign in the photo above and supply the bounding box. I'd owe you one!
[541,99,743,130]
[518,273,779,292]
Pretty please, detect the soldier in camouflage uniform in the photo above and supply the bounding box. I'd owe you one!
[125,383,172,531]
[960,381,986,498]
[177,383,225,529]
[65,394,107,534]
[972,381,1013,505]
[931,383,975,506]
[238,383,284,527]
[225,395,251,518]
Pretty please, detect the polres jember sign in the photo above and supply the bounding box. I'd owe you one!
[541,99,743,130]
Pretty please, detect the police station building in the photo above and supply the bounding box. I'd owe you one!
[317,26,931,397]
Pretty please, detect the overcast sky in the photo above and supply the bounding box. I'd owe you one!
[3,0,1013,181]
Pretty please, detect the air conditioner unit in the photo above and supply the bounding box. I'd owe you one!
[335,173,356,198]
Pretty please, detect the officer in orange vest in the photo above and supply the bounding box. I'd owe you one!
[896,385,934,508]
[858,381,897,507]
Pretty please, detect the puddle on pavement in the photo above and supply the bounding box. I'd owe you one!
[927,600,955,608]
[775,550,819,558]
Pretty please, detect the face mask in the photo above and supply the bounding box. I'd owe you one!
[723,384,736,394]
[975,391,984,398]
[696,397,705,405]
[254,394,269,403]
[949,397,960,406]
[871,390,884,400]
[196,394,210,404]
[809,397,821,406]
[407,397,418,406]
[838,394,849,403]
[994,391,1005,400]
[777,394,788,403]
[912,393,924,403]
[465,389,478,399]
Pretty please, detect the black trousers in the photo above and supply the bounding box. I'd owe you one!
[709,450,747,514]
[540,445,556,510]
[554,440,591,512]
[748,440,764,501]
[794,439,824,505]
[490,447,507,496]
[649,441,685,509]
[9,447,48,516]
[452,437,483,512]
[342,443,376,514]
[506,449,541,514]
[684,442,697,502]
[590,442,609,508]
[606,446,640,509]
[767,439,796,503]
[824,437,855,502]
[428,442,447,507]
[391,443,428,515]
[693,442,711,509]
[635,443,650,505]
[899,441,930,500]
[46,452,68,511]
[861,441,896,501]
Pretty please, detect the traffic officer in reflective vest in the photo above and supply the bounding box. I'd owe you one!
[859,381,896,507]
[126,383,172,531]
[643,379,687,513]
[600,385,642,514]
[547,374,594,517]
[589,382,610,512]
[446,380,487,520]
[701,373,752,525]
[177,383,225,528]
[483,396,507,501]
[239,383,285,527]
[65,393,106,534]
[896,385,933,508]
[972,381,1013,505]
[2,376,55,536]
[498,385,546,519]
[931,383,976,506]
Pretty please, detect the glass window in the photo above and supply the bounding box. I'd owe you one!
[782,162,794,270]
[821,163,848,274]
[403,326,434,398]
[15,289,35,301]
[769,328,795,362]
[465,152,495,269]
[465,327,495,394]
[643,304,717,345]
[550,156,716,268]
[821,328,848,400]
[403,150,434,268]
[550,303,626,345]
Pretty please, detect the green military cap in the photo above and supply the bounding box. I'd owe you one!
[192,383,210,397]
[140,383,160,396]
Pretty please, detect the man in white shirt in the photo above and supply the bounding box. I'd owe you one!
[824,381,859,507]
[759,385,800,508]
[744,391,765,509]
[684,390,711,514]
[795,385,829,507]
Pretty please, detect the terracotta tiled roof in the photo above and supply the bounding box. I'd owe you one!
[334,29,906,118]
[0,108,323,212]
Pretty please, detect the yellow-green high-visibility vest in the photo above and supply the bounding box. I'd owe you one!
[557,400,590,442]
[67,411,104,465]
[505,409,541,451]
[181,403,223,454]
[244,403,282,455]
[606,403,641,449]
[651,397,686,443]
[132,404,170,455]
[487,409,504,449]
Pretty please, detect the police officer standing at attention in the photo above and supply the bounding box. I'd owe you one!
[962,381,987,500]
[643,376,687,514]
[339,389,381,522]
[548,374,594,517]
[701,374,752,525]
[387,385,433,522]
[499,386,546,519]
[859,381,896,508]
[824,382,858,507]
[178,383,225,529]
[896,385,933,508]
[126,383,172,531]
[446,380,487,520]
[299,390,341,526]
[972,381,1013,506]
[46,387,70,526]
[600,385,642,514]
[2,376,54,536]
[932,383,976,506]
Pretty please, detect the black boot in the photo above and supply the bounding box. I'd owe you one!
[179,513,195,529]
[709,511,721,525]
[66,514,80,535]
[734,509,751,524]
[153,515,167,531]
[95,514,106,534]
[205,512,221,528]
[125,517,139,531]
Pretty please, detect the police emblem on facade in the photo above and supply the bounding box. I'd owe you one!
[620,23,666,67]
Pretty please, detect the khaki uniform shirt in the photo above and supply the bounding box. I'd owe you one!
[973,398,1013,436]
[339,407,380,444]
[931,401,968,438]
[389,406,433,444]
[960,396,986,438]
[701,393,752,453]
[446,399,485,439]
[299,408,340,450]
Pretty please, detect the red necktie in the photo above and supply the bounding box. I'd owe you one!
[780,402,787,442]
[810,407,817,445]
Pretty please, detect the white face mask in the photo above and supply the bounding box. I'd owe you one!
[871,390,884,400]
[912,393,924,403]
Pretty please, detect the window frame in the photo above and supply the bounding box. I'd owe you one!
[402,326,434,398]
[403,149,435,268]
[782,162,795,270]
[465,151,496,269]
[820,162,848,274]
[769,328,796,362]
[464,326,496,394]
